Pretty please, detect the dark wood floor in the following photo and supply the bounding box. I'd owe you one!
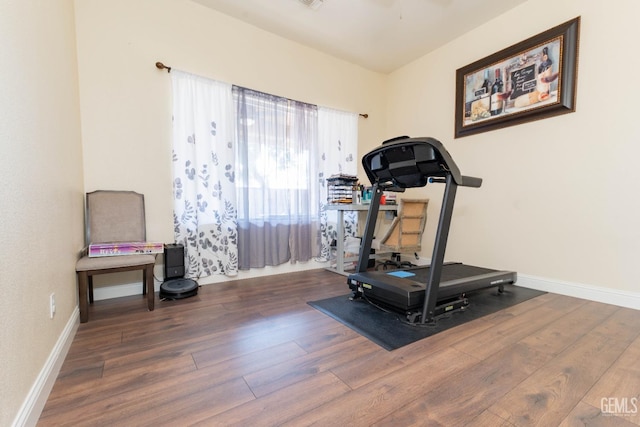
[39,269,640,426]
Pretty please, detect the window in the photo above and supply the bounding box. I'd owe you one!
[233,86,319,268]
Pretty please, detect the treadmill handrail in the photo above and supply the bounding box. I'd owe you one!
[461,175,482,188]
[431,175,482,188]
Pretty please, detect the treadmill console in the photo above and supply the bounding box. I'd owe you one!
[363,136,465,189]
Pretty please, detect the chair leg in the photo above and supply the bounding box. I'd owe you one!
[78,271,89,323]
[88,275,94,303]
[144,264,154,312]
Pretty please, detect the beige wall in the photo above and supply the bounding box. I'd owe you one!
[74,0,388,286]
[5,0,640,423]
[0,0,84,425]
[387,0,640,293]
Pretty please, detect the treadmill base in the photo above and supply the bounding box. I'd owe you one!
[348,262,514,314]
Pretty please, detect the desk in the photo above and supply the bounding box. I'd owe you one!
[326,203,398,275]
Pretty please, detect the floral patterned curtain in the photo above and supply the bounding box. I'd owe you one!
[317,107,358,261]
[171,70,238,278]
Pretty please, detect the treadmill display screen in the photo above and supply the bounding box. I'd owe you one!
[363,138,449,188]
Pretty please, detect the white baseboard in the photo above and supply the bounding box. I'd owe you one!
[408,257,640,310]
[12,308,79,427]
[517,274,640,310]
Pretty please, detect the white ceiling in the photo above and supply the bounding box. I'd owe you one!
[191,0,528,73]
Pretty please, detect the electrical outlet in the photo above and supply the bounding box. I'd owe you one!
[49,293,56,319]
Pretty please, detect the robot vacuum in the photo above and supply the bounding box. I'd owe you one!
[160,278,199,300]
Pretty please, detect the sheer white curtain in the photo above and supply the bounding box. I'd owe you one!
[233,86,320,269]
[317,107,359,260]
[170,72,358,275]
[171,70,238,278]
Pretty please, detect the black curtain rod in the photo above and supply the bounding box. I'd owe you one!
[155,61,368,118]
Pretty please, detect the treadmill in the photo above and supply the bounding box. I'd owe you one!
[347,136,517,324]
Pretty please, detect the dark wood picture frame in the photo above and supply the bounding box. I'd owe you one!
[454,17,580,138]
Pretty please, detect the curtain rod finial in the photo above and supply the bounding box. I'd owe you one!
[155,62,171,73]
[360,113,368,119]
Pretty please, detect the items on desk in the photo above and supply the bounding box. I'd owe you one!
[327,174,359,204]
[362,187,372,204]
[353,190,362,204]
[327,175,397,207]
[383,192,397,205]
[361,187,396,205]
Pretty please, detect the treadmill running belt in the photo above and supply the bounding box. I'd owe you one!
[398,263,498,283]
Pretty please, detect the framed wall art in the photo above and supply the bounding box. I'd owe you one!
[454,17,580,138]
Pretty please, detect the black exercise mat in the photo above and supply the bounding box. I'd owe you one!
[308,285,546,351]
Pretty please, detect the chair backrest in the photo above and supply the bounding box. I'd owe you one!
[379,198,429,252]
[86,190,147,244]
